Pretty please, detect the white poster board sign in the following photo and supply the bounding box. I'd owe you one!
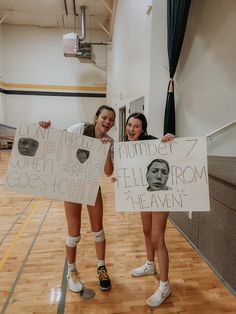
[4,122,109,205]
[114,137,210,212]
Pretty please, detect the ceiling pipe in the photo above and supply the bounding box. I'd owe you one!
[73,0,78,16]
[109,0,117,41]
[0,11,11,24]
[96,20,110,37]
[78,6,86,41]
[61,14,65,28]
[98,0,112,14]
[64,0,68,15]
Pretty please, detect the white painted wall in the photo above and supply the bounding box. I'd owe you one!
[148,0,236,156]
[107,0,152,140]
[176,0,236,156]
[1,0,236,156]
[148,0,168,138]
[0,24,4,121]
[0,24,2,76]
[108,0,236,156]
[1,24,108,128]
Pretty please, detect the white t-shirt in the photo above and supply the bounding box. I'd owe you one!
[67,122,114,161]
[67,122,85,135]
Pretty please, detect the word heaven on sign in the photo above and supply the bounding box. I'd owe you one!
[114,137,210,212]
[4,122,109,205]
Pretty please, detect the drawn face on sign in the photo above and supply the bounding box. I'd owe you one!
[146,159,170,191]
[18,137,39,156]
[76,148,90,163]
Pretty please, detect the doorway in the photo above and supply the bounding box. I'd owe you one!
[119,106,126,141]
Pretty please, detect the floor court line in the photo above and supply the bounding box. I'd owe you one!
[0,200,53,314]
[0,198,33,246]
[0,197,43,271]
[57,258,68,314]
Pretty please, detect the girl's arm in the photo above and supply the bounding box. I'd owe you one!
[104,146,113,176]
[100,137,114,176]
[161,133,176,142]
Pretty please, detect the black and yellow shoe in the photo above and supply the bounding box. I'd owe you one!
[97,266,111,291]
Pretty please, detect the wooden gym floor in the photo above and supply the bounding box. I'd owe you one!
[0,149,235,314]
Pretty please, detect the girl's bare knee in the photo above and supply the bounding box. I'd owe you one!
[151,234,165,249]
[143,228,152,238]
[68,226,80,236]
[91,224,103,232]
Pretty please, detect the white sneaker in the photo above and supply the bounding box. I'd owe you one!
[131,263,156,277]
[67,269,83,292]
[146,286,171,307]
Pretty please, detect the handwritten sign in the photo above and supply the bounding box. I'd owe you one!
[114,137,210,212]
[4,122,109,205]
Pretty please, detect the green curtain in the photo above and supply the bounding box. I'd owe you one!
[164,0,191,135]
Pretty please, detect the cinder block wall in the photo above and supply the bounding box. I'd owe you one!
[169,156,236,294]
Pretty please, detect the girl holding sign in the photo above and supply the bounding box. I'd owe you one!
[39,105,115,293]
[122,112,175,308]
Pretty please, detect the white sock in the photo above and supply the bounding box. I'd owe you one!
[97,259,105,267]
[146,260,155,267]
[68,262,77,272]
[159,280,169,291]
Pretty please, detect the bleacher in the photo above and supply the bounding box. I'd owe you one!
[0,123,16,149]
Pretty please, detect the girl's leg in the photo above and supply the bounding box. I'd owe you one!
[151,212,169,282]
[131,212,156,277]
[87,189,111,291]
[87,189,105,260]
[64,201,82,263]
[146,212,170,307]
[141,212,155,262]
[64,201,83,292]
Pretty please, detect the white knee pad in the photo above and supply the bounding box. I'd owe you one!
[66,235,81,247]
[92,229,105,242]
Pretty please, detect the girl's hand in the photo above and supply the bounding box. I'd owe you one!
[161,133,176,143]
[111,177,117,183]
[100,137,112,144]
[39,120,51,129]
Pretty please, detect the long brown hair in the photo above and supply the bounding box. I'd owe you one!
[83,105,116,138]
[124,112,148,141]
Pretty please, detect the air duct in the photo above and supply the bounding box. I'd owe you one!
[63,5,91,61]
[63,32,78,57]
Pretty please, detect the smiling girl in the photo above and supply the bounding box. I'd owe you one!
[39,105,116,293]
[121,112,175,307]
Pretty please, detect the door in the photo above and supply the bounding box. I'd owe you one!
[119,106,126,141]
[129,96,144,114]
